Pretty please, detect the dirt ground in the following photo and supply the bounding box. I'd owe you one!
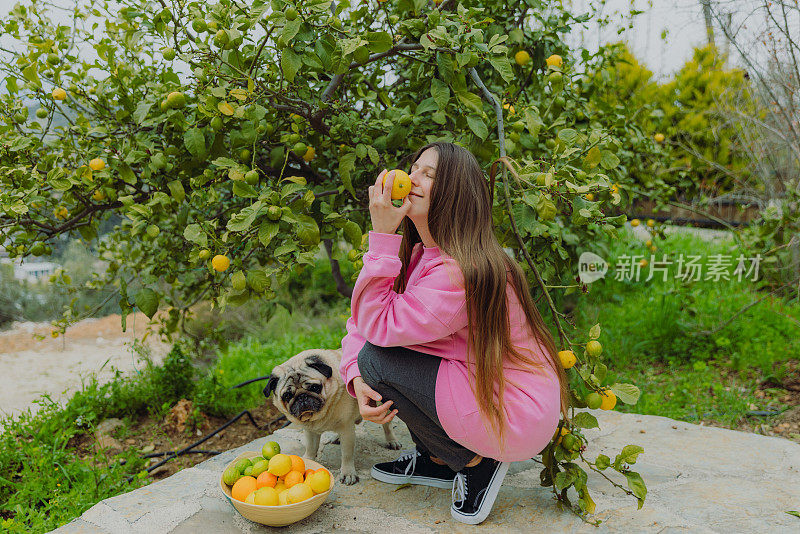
[0,313,170,420]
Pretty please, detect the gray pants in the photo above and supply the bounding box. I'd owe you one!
[358,340,477,472]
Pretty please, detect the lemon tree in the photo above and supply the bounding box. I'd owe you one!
[0,0,670,521]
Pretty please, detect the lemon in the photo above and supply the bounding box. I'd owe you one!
[268,454,292,477]
[92,190,106,201]
[267,206,282,221]
[166,91,186,109]
[545,54,563,68]
[278,490,290,505]
[212,254,230,272]
[630,218,640,227]
[286,482,314,504]
[303,146,315,162]
[250,460,268,479]
[586,340,602,358]
[514,50,531,66]
[584,193,594,201]
[52,87,67,100]
[223,466,241,486]
[198,249,210,260]
[654,133,665,143]
[262,441,281,460]
[647,219,655,228]
[555,426,569,445]
[382,170,412,200]
[599,389,617,410]
[308,468,331,494]
[253,487,279,506]
[586,391,602,409]
[558,350,576,369]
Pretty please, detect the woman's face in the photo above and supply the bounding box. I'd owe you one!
[407,148,438,223]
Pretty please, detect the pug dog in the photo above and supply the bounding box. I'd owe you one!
[263,348,402,484]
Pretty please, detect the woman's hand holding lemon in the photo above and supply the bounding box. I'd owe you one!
[351,376,398,424]
[368,169,413,234]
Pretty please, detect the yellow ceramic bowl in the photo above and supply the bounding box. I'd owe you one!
[219,451,334,527]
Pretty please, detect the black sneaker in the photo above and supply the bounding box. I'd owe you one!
[371,448,456,489]
[450,457,510,525]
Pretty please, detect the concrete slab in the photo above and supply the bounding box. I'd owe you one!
[51,408,800,533]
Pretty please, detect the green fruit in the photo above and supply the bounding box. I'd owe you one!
[586,392,602,409]
[511,120,525,132]
[222,466,241,486]
[288,133,301,144]
[207,20,218,32]
[242,465,254,477]
[239,148,251,162]
[47,53,60,65]
[285,7,298,21]
[30,243,45,256]
[234,459,252,473]
[244,169,259,185]
[191,18,207,33]
[251,460,269,477]
[347,249,360,262]
[198,249,211,260]
[261,441,281,459]
[35,107,48,119]
[554,96,566,109]
[549,71,563,85]
[545,138,556,149]
[159,100,168,111]
[576,169,587,181]
[146,225,160,238]
[213,29,229,48]
[353,46,370,64]
[166,91,185,109]
[292,142,307,158]
[210,116,223,131]
[13,112,27,124]
[263,123,274,137]
[161,47,176,61]
[562,433,578,451]
[267,206,282,221]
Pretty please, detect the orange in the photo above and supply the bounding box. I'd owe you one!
[284,470,304,489]
[256,471,277,489]
[231,476,258,502]
[288,455,305,473]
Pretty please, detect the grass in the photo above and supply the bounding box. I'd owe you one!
[571,225,800,426]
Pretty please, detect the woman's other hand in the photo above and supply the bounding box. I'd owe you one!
[351,376,398,424]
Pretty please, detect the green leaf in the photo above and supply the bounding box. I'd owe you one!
[415,97,438,115]
[340,37,367,57]
[589,323,601,339]
[246,270,270,293]
[167,180,185,203]
[623,471,647,508]
[785,511,800,518]
[572,411,599,429]
[339,151,357,199]
[456,91,483,114]
[135,288,159,319]
[431,78,450,110]
[365,31,392,53]
[610,383,641,404]
[558,128,579,146]
[232,181,258,198]
[436,51,454,81]
[600,150,620,170]
[281,48,302,82]
[258,221,279,247]
[118,164,136,185]
[184,128,207,160]
[367,145,379,165]
[489,55,514,83]
[466,114,488,141]
[613,445,644,470]
[183,223,207,246]
[282,18,302,44]
[594,454,610,470]
[133,101,153,125]
[227,201,262,232]
[584,146,602,168]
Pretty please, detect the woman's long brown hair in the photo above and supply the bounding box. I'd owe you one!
[391,142,571,447]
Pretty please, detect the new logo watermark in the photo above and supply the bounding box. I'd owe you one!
[578,252,762,283]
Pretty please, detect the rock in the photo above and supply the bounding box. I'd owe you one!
[95,418,123,437]
[94,434,121,453]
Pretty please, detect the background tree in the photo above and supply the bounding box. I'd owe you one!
[0,0,676,520]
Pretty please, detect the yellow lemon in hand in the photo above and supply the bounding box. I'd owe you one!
[558,350,577,369]
[211,254,230,272]
[382,170,412,200]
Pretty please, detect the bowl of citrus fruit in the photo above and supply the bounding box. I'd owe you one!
[219,441,334,527]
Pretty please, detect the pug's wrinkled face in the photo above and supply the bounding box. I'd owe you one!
[264,354,333,422]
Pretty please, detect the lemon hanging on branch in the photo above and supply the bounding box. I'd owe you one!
[212,254,230,272]
[558,350,577,369]
[514,50,531,66]
[382,170,412,200]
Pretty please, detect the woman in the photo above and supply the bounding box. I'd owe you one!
[339,142,570,525]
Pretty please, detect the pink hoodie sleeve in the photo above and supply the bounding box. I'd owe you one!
[339,231,468,397]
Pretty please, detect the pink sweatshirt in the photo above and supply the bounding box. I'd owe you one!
[340,231,561,462]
